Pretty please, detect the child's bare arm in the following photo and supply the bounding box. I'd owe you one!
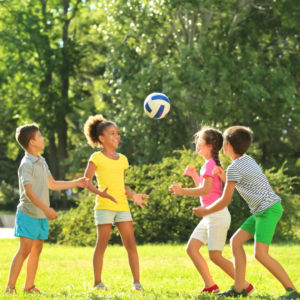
[184,166,200,186]
[169,176,213,197]
[48,177,89,190]
[24,184,58,220]
[124,171,149,208]
[212,166,226,183]
[84,161,118,203]
[192,181,236,217]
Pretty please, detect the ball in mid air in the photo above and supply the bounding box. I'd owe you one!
[144,93,170,119]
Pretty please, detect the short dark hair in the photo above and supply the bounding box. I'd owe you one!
[223,126,253,155]
[16,123,39,150]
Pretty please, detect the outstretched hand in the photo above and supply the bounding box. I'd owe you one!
[212,166,226,183]
[99,187,118,204]
[133,194,149,209]
[183,166,197,177]
[168,182,184,195]
[76,177,90,188]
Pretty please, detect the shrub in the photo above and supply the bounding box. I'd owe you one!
[48,150,300,246]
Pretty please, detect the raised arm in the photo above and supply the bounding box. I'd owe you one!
[84,161,118,203]
[169,176,213,197]
[192,181,236,217]
[212,166,226,184]
[24,184,58,220]
[184,166,200,186]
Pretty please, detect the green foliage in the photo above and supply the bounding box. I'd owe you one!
[49,150,300,246]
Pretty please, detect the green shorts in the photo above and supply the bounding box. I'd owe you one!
[240,202,282,245]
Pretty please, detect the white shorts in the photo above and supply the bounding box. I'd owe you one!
[189,207,231,251]
[94,209,133,225]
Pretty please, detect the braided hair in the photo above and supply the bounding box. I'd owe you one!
[84,114,117,148]
[194,126,223,168]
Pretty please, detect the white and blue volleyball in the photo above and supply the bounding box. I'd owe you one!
[144,93,170,119]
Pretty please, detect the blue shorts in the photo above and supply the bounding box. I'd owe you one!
[14,209,49,240]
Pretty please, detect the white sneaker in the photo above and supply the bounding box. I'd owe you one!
[94,282,108,291]
[132,283,144,292]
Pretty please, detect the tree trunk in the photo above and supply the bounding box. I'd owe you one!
[49,135,59,180]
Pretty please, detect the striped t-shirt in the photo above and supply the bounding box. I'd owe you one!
[226,154,281,215]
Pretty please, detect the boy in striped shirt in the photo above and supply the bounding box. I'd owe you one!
[193,126,299,299]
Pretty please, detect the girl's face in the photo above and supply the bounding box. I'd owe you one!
[195,135,213,158]
[99,125,120,148]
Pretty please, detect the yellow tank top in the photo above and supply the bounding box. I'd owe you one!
[89,152,130,211]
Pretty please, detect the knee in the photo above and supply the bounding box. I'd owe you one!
[230,236,242,251]
[32,243,43,256]
[254,249,266,262]
[124,239,137,253]
[186,243,198,257]
[18,247,31,259]
[186,244,192,256]
[209,252,220,265]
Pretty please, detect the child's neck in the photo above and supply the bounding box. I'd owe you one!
[26,147,40,158]
[230,153,243,161]
[203,153,213,161]
[101,146,117,157]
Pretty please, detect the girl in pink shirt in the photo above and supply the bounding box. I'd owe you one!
[169,127,253,295]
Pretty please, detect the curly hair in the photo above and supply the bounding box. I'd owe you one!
[194,126,223,168]
[83,114,116,148]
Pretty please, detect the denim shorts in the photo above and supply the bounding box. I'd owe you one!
[94,209,133,225]
[14,209,49,240]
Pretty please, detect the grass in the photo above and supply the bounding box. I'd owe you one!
[0,239,300,299]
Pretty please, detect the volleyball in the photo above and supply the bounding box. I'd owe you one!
[144,93,170,119]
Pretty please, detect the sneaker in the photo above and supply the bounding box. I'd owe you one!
[132,283,144,292]
[24,285,41,294]
[201,284,220,294]
[278,288,300,300]
[246,283,255,295]
[216,286,248,298]
[5,286,17,294]
[93,282,108,291]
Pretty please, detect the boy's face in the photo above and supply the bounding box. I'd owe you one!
[30,130,45,151]
[99,125,120,148]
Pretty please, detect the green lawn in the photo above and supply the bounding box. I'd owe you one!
[0,239,299,299]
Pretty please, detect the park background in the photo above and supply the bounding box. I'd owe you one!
[1,0,300,244]
[0,0,300,298]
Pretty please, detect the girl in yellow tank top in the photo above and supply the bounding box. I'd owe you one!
[83,114,149,292]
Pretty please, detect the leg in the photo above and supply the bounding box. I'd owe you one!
[230,229,253,292]
[7,237,34,287]
[254,242,296,290]
[186,238,215,288]
[93,224,112,286]
[25,239,44,289]
[209,250,250,289]
[116,221,139,283]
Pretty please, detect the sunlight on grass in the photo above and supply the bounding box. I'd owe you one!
[1,239,299,299]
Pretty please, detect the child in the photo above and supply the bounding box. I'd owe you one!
[5,123,89,294]
[83,114,149,292]
[195,126,300,299]
[168,127,253,294]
